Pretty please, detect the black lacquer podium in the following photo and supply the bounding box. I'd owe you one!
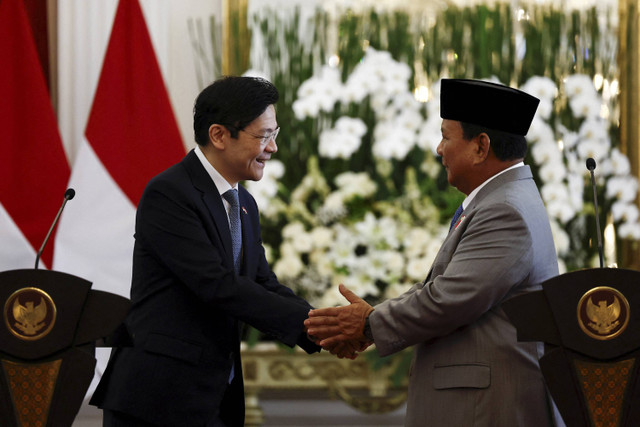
[504,268,640,427]
[0,269,129,427]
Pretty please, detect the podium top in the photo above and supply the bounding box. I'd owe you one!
[1,269,129,360]
[504,268,640,360]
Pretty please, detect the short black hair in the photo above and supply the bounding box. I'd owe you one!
[193,76,279,146]
[459,121,527,161]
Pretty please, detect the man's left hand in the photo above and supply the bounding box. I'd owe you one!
[304,284,374,348]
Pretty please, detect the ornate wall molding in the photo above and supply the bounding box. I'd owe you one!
[241,344,408,426]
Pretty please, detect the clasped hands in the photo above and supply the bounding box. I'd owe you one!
[304,284,374,360]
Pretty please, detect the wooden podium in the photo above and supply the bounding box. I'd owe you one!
[504,268,640,427]
[0,269,129,427]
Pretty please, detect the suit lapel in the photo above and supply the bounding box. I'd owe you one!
[182,150,235,265]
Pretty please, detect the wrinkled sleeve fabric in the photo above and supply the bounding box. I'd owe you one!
[371,201,533,357]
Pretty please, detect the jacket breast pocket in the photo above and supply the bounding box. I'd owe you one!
[433,364,490,390]
[144,332,204,365]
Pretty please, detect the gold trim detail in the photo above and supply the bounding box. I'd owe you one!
[241,344,409,426]
[3,287,57,341]
[222,0,250,76]
[577,286,630,340]
[619,0,640,269]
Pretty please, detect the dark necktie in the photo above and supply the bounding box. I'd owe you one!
[222,189,242,274]
[449,204,464,230]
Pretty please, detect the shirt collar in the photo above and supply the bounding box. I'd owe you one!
[462,162,524,209]
[194,145,237,196]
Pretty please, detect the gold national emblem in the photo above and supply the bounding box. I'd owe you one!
[577,286,630,340]
[3,287,57,341]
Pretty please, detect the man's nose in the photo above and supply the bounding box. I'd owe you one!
[266,137,277,153]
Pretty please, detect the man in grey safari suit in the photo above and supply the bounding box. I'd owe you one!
[305,79,564,426]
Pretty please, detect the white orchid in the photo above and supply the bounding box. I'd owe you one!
[318,129,362,159]
[521,76,558,102]
[611,201,640,223]
[538,161,567,183]
[335,116,367,138]
[292,97,320,120]
[576,138,609,164]
[417,116,443,154]
[521,76,557,119]
[335,172,377,199]
[569,92,602,118]
[527,119,557,145]
[531,139,563,165]
[273,252,304,279]
[564,74,598,98]
[606,176,639,203]
[618,222,640,240]
[608,148,632,176]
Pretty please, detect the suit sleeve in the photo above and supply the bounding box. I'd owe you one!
[371,201,534,357]
[240,192,320,353]
[136,175,319,353]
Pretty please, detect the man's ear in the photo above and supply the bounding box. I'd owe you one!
[208,124,227,150]
[474,132,491,164]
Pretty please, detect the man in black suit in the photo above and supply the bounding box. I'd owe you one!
[90,76,320,426]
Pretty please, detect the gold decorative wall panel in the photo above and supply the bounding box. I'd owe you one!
[619,0,640,269]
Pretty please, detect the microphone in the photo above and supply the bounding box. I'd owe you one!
[34,188,76,269]
[586,158,604,268]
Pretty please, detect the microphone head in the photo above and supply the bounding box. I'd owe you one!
[586,158,596,171]
[65,188,76,200]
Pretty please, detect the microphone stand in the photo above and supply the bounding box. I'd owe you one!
[35,188,75,269]
[586,158,604,268]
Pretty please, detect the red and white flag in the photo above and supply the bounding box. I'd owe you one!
[0,0,70,271]
[53,0,185,297]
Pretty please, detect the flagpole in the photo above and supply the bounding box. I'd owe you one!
[47,0,58,114]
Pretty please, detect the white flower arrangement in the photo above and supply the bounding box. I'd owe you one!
[521,74,640,270]
[249,47,639,302]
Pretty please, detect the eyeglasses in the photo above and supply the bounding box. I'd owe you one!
[239,127,280,145]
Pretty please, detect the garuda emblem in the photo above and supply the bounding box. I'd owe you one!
[14,296,48,335]
[578,286,629,340]
[586,295,620,334]
[4,287,56,341]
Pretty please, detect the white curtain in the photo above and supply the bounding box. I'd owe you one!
[57,0,221,165]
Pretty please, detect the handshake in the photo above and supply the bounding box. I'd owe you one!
[304,284,375,360]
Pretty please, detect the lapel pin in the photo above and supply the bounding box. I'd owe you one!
[454,215,466,230]
[242,207,248,215]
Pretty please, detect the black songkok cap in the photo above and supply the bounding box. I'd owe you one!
[440,79,540,136]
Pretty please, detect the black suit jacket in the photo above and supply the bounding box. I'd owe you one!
[91,150,319,426]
